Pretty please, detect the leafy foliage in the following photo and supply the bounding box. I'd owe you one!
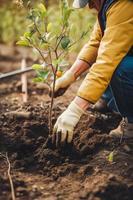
[0,1,96,49]
[17,0,91,84]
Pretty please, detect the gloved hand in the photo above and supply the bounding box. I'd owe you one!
[50,70,75,97]
[52,101,84,147]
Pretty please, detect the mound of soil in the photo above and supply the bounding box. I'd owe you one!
[0,98,133,200]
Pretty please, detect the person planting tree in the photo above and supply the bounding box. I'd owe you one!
[52,0,133,146]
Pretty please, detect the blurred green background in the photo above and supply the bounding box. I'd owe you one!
[0,0,96,52]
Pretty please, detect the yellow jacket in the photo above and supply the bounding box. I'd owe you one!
[77,0,133,103]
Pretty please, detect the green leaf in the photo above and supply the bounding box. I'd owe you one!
[47,22,53,32]
[38,3,47,18]
[24,31,32,39]
[61,0,73,27]
[61,36,70,49]
[45,32,52,40]
[52,58,62,67]
[64,8,73,23]
[33,77,44,83]
[33,70,50,83]
[37,70,50,80]
[16,40,30,47]
[32,64,43,70]
[27,11,35,20]
[108,151,114,163]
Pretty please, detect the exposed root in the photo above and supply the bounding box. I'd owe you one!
[0,153,16,200]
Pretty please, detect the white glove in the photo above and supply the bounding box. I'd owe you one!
[53,101,84,146]
[53,70,75,93]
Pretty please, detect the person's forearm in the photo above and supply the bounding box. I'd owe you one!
[70,59,91,79]
[74,96,90,111]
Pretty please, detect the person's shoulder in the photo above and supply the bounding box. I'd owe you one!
[106,0,133,24]
[107,0,133,14]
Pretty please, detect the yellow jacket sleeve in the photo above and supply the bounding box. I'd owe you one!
[78,20,102,65]
[77,0,133,103]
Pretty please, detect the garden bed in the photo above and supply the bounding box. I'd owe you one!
[0,49,133,200]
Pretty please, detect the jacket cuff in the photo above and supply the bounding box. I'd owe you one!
[77,90,96,104]
[78,59,91,66]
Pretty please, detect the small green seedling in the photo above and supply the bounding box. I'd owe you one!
[108,151,114,163]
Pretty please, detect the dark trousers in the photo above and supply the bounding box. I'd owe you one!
[102,56,133,123]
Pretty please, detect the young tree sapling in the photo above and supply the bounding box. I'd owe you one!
[17,0,89,142]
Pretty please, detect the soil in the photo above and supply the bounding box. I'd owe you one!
[0,45,133,200]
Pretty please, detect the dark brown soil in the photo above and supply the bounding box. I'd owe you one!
[0,45,133,200]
